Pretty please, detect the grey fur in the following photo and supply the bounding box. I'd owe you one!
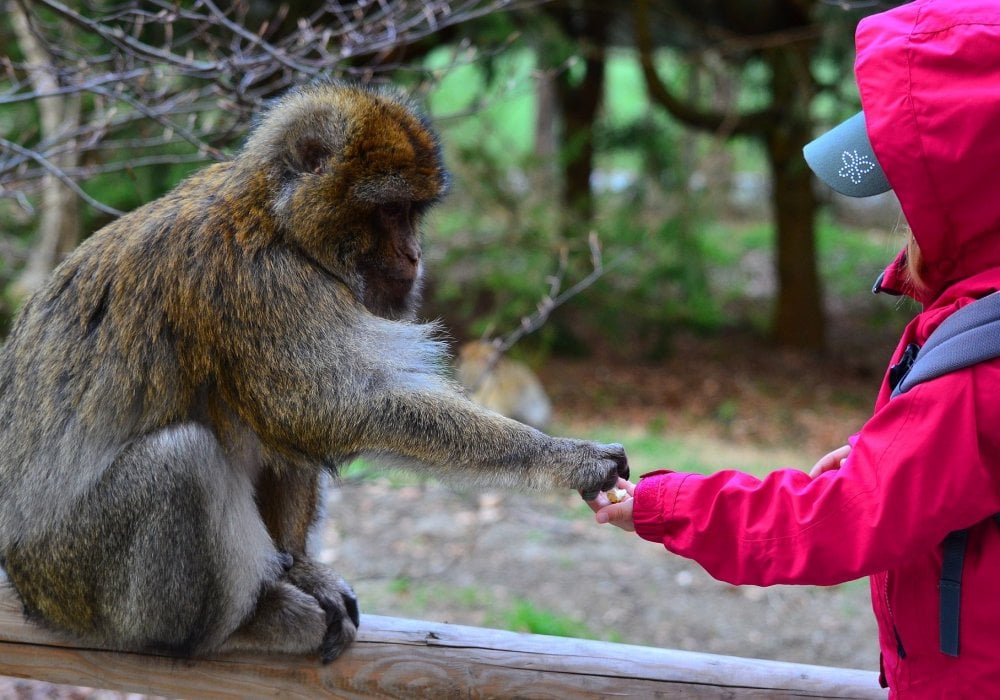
[0,82,627,663]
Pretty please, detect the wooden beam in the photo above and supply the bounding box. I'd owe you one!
[0,589,885,699]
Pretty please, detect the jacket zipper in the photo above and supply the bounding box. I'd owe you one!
[893,624,907,659]
[883,572,907,659]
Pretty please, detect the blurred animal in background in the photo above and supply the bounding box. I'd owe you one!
[456,340,553,431]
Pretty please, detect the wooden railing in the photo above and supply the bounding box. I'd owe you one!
[0,589,885,699]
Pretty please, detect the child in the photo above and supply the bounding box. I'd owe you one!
[591,1,1000,696]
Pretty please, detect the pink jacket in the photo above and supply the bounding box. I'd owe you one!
[633,2,1000,697]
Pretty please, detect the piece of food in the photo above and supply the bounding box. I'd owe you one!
[605,487,628,504]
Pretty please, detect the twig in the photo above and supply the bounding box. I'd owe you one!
[468,232,610,389]
[0,137,123,217]
[495,231,607,355]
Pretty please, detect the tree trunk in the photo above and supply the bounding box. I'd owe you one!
[549,6,609,238]
[764,43,824,350]
[9,0,82,303]
[632,0,826,350]
[534,69,558,160]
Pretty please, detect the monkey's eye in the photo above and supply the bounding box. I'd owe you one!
[380,203,412,229]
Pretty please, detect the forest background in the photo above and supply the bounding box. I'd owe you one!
[1,1,914,695]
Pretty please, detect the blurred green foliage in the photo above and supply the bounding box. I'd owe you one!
[1,47,899,353]
[420,48,898,359]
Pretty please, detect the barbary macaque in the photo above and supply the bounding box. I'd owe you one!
[0,82,628,663]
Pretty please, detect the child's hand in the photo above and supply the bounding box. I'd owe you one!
[809,444,851,478]
[586,478,636,532]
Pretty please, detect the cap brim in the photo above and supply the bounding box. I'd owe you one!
[803,111,891,198]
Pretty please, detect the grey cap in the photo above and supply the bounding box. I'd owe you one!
[803,111,891,197]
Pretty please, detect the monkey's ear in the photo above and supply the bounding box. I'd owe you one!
[290,137,332,175]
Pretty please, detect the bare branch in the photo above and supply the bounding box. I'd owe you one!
[473,232,609,381]
[2,0,521,217]
[33,0,221,75]
[0,137,122,217]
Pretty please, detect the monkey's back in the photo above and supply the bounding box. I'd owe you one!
[0,166,239,539]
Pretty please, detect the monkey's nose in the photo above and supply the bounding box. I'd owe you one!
[401,241,421,264]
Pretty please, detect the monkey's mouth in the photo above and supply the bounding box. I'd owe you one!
[361,263,422,318]
[384,273,417,298]
[388,258,422,285]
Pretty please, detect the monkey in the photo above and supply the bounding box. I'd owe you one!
[0,82,628,664]
[456,340,553,430]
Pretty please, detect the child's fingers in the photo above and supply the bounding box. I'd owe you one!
[598,505,634,531]
[595,506,615,524]
[809,445,851,478]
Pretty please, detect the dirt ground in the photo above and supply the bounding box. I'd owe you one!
[1,326,897,698]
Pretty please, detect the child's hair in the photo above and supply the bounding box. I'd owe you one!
[900,219,929,295]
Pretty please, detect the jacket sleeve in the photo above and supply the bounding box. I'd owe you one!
[632,364,1000,586]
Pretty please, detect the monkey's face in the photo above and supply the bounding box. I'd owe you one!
[356,200,428,319]
[259,83,448,321]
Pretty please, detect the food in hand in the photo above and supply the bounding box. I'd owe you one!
[605,487,628,504]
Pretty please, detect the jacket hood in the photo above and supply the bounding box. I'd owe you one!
[856,0,1000,305]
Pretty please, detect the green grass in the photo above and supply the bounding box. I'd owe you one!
[382,578,495,611]
[358,577,615,641]
[492,599,616,641]
[338,458,427,487]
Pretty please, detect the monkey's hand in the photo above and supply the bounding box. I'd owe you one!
[561,440,629,501]
[286,558,360,663]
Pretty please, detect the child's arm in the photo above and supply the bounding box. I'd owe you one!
[586,440,849,532]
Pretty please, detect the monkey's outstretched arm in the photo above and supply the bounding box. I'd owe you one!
[215,257,627,496]
[270,369,624,496]
[361,390,627,490]
[227,336,625,496]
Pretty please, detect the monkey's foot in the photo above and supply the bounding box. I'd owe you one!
[287,558,360,663]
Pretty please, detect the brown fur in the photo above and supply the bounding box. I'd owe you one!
[0,82,627,662]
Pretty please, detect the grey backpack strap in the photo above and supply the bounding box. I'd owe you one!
[887,291,1000,657]
[892,291,1000,397]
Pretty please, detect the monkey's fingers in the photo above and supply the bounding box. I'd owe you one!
[603,442,629,481]
[286,559,361,663]
[316,583,360,663]
[320,591,360,664]
[595,442,629,493]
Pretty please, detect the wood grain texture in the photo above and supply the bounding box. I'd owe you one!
[0,589,885,699]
